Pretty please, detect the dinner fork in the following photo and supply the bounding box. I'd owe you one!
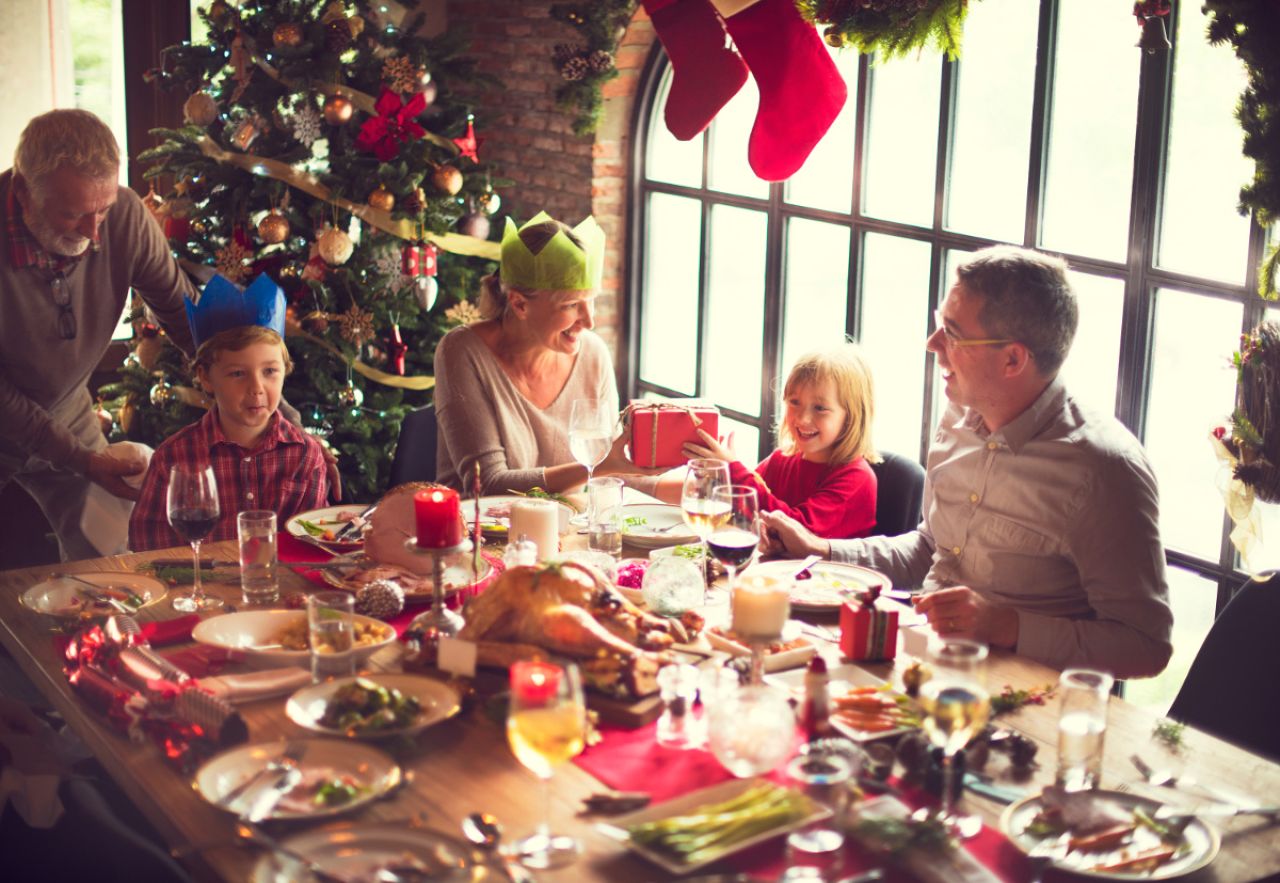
[217,742,305,809]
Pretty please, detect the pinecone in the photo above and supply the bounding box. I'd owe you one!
[561,56,590,82]
[553,43,584,67]
[355,579,405,619]
[326,19,352,52]
[587,50,614,74]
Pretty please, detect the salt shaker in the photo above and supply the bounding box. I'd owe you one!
[502,535,538,568]
[656,663,702,749]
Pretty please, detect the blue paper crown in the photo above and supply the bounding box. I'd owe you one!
[185,273,287,350]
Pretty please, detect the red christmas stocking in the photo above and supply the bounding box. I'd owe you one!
[643,0,749,140]
[723,0,848,181]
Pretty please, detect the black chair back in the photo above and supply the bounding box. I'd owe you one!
[869,450,925,537]
[1168,574,1280,761]
[388,403,438,487]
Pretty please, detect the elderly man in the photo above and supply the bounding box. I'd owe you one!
[0,109,197,561]
[764,246,1173,679]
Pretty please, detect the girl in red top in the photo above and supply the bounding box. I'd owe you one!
[685,344,879,540]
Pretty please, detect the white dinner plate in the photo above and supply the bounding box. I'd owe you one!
[191,609,396,669]
[1001,789,1220,880]
[748,560,890,612]
[285,505,370,553]
[619,503,698,549]
[459,494,576,540]
[195,738,401,822]
[249,821,497,882]
[20,571,168,620]
[285,673,462,740]
[316,550,493,605]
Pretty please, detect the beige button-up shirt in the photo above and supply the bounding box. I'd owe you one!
[834,378,1173,679]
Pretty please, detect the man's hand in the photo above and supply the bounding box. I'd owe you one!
[759,510,830,559]
[84,450,145,501]
[320,444,342,502]
[682,428,735,463]
[913,586,1019,648]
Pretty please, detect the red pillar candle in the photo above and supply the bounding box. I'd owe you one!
[414,487,463,548]
[510,660,562,705]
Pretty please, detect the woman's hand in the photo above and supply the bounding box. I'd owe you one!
[682,428,735,462]
[595,432,666,477]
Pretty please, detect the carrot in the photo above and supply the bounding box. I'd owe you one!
[1069,824,1135,852]
[1090,846,1177,873]
[833,695,896,710]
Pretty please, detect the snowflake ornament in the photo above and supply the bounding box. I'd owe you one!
[292,102,322,147]
[215,241,253,282]
[372,247,411,292]
[445,300,483,326]
[382,56,417,94]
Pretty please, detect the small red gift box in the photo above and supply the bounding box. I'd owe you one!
[402,242,438,277]
[840,587,899,662]
[626,401,720,468]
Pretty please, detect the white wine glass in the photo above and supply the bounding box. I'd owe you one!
[680,458,730,597]
[166,464,223,612]
[918,638,989,838]
[507,660,587,869]
[708,485,759,594]
[568,398,615,526]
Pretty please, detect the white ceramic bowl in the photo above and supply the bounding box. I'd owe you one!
[191,609,396,668]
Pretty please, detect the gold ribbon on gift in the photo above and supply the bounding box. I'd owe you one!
[622,401,711,468]
[1211,432,1264,572]
[195,137,500,261]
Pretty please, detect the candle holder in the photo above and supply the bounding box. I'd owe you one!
[743,635,775,686]
[404,537,468,638]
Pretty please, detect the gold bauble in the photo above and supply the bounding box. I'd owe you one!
[149,382,174,407]
[323,93,354,125]
[368,186,395,212]
[317,226,354,265]
[183,91,219,127]
[257,210,290,244]
[272,22,304,48]
[432,165,463,196]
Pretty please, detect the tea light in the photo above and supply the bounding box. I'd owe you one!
[414,487,462,548]
[509,498,559,561]
[511,660,562,704]
[732,575,790,641]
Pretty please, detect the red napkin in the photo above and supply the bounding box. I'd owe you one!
[141,614,201,646]
[159,645,236,679]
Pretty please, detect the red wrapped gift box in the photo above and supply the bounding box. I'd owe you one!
[840,589,899,662]
[626,401,720,468]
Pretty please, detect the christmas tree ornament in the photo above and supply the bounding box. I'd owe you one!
[335,381,364,408]
[401,242,438,277]
[302,311,329,334]
[149,381,174,407]
[457,211,491,240]
[367,185,395,212]
[291,101,323,146]
[207,0,233,27]
[355,579,405,619]
[452,114,480,163]
[356,89,428,161]
[336,304,376,346]
[386,324,408,375]
[230,116,263,151]
[183,91,220,127]
[214,241,253,283]
[323,93,354,125]
[444,299,482,326]
[257,210,290,244]
[382,56,418,93]
[326,19,353,52]
[284,304,304,336]
[479,188,501,215]
[119,399,136,434]
[415,276,439,312]
[272,21,304,48]
[134,329,164,371]
[432,164,463,196]
[163,213,191,242]
[142,186,165,225]
[404,187,427,214]
[417,71,438,107]
[191,219,208,235]
[318,226,354,265]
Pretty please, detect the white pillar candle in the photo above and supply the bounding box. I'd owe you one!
[509,499,560,562]
[732,575,790,641]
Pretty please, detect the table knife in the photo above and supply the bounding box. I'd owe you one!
[334,503,377,540]
[148,558,235,569]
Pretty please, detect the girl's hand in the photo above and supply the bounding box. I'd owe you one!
[682,428,735,462]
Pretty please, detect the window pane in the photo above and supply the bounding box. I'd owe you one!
[781,218,851,378]
[1157,4,1252,283]
[708,79,768,200]
[863,53,942,227]
[646,68,704,189]
[785,47,858,213]
[1058,272,1123,418]
[1040,0,1139,262]
[1122,566,1215,712]
[640,194,701,394]
[861,233,932,459]
[721,414,763,468]
[1144,288,1242,559]
[705,205,768,417]
[946,0,1038,243]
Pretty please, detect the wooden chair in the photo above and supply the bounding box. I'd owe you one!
[387,404,438,488]
[869,450,926,537]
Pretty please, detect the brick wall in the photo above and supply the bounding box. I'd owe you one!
[444,2,657,358]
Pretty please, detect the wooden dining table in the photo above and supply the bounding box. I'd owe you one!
[2,537,1279,883]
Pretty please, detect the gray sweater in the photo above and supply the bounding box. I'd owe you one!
[0,171,196,472]
[433,324,618,494]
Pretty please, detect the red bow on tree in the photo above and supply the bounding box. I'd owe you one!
[356,88,428,161]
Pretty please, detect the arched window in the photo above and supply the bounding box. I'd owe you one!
[627,0,1273,707]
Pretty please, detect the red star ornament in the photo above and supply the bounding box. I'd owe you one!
[452,114,480,163]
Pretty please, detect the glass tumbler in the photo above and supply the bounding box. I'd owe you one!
[1055,668,1113,791]
[237,510,278,606]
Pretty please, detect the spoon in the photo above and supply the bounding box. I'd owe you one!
[462,813,535,883]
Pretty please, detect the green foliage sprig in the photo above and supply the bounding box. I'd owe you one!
[797,0,973,60]
[549,1,639,135]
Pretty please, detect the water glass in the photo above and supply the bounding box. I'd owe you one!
[237,510,278,606]
[307,592,355,683]
[1056,668,1113,791]
[655,663,702,749]
[706,684,795,777]
[640,556,704,616]
[586,476,624,558]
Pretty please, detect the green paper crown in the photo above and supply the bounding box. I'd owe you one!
[500,211,605,292]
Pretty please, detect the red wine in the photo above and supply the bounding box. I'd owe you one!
[170,508,219,542]
[708,527,758,568]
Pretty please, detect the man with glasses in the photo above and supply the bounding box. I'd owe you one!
[0,109,197,561]
[763,246,1173,679]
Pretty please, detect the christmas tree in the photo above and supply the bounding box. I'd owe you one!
[98,0,504,500]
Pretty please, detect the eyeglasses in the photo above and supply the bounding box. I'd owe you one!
[51,274,76,340]
[932,309,1013,348]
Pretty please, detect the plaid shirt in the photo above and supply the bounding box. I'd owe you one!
[4,175,99,273]
[128,408,329,552]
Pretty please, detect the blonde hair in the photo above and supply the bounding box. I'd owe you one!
[14,109,120,195]
[193,326,293,376]
[480,217,587,319]
[777,344,879,467]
